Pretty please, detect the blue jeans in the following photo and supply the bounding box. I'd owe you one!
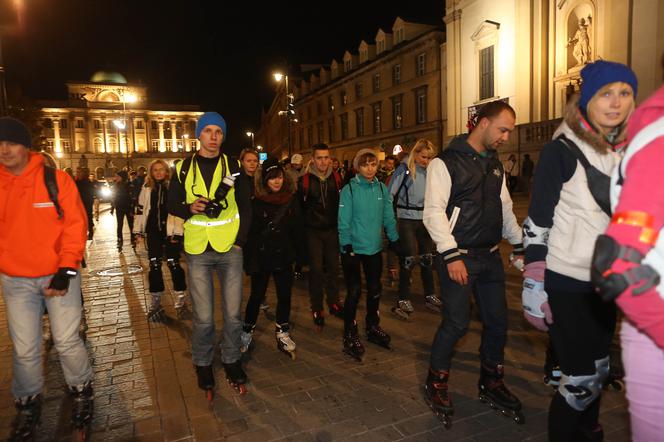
[430,251,508,371]
[1,273,92,398]
[185,247,243,365]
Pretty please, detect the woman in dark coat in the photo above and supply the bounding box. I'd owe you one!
[240,157,304,359]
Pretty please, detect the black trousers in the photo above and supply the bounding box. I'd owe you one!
[430,251,507,371]
[307,228,340,311]
[115,205,134,243]
[341,252,382,333]
[398,219,435,300]
[146,231,187,294]
[546,276,616,442]
[245,267,293,326]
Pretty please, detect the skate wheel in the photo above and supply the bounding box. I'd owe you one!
[206,389,214,402]
[76,428,88,442]
[610,380,625,392]
[237,384,247,395]
[513,411,526,425]
[442,415,452,429]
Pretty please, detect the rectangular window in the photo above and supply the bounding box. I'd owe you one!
[151,120,158,130]
[479,45,495,100]
[93,120,101,130]
[62,140,71,152]
[60,119,68,129]
[355,82,363,99]
[165,140,172,150]
[378,40,385,53]
[151,140,159,151]
[136,120,144,129]
[340,113,349,140]
[373,73,381,93]
[355,108,364,137]
[372,103,382,134]
[415,87,428,124]
[47,140,54,149]
[396,28,404,43]
[416,53,427,76]
[392,64,401,85]
[75,119,84,129]
[340,90,348,106]
[391,95,403,129]
[328,118,335,142]
[190,140,197,151]
[328,95,334,112]
[317,122,324,143]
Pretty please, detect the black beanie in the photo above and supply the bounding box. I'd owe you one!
[116,170,129,181]
[261,156,283,184]
[0,117,31,148]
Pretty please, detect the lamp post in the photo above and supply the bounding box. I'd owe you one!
[245,131,255,148]
[273,72,293,158]
[119,91,137,168]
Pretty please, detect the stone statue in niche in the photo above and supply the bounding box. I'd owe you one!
[568,16,592,66]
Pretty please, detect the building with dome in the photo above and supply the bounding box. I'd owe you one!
[37,70,203,175]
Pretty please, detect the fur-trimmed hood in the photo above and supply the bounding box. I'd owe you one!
[253,166,297,199]
[561,94,630,153]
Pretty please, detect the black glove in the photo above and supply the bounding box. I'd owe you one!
[47,267,78,291]
[388,240,403,256]
[342,244,354,255]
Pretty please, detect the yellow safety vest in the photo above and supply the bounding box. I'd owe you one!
[178,153,240,254]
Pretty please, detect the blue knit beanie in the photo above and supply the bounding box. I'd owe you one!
[195,112,227,140]
[579,60,638,111]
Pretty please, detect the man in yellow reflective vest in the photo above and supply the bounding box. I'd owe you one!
[168,112,252,395]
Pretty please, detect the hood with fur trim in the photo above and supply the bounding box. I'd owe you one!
[253,165,297,199]
[563,94,630,154]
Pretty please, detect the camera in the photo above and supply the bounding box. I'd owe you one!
[200,173,239,218]
[203,199,224,218]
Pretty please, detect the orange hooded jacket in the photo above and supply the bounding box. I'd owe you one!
[0,152,87,277]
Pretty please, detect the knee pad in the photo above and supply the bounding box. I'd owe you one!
[402,256,416,270]
[420,253,433,268]
[149,258,162,272]
[558,357,609,411]
[166,258,181,271]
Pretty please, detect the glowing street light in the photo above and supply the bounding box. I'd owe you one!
[245,131,255,148]
[273,71,293,157]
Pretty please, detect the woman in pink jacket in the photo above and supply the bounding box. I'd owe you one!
[592,59,664,441]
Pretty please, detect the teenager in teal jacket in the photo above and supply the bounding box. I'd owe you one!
[338,148,400,361]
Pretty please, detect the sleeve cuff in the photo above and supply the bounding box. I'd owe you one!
[512,243,524,255]
[440,248,463,263]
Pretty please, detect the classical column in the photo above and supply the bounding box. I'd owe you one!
[444,8,462,137]
[53,119,62,154]
[158,120,165,152]
[171,119,177,152]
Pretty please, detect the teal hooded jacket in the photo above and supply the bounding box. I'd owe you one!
[338,175,399,255]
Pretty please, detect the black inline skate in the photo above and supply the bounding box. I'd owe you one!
[147,294,166,323]
[543,345,561,389]
[312,310,325,332]
[9,394,41,442]
[276,323,296,360]
[328,302,345,319]
[366,324,391,349]
[223,360,248,394]
[343,323,365,362]
[424,368,453,429]
[195,365,215,402]
[478,363,525,424]
[69,381,94,441]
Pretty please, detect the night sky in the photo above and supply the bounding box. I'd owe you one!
[3,0,445,153]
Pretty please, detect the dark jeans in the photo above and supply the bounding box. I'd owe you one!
[307,228,340,311]
[83,203,94,238]
[115,205,134,243]
[546,278,616,442]
[430,251,507,371]
[341,252,382,333]
[146,231,187,293]
[398,218,435,300]
[245,267,293,326]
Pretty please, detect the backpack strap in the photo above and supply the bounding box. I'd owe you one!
[178,156,194,184]
[43,166,63,219]
[558,134,592,170]
[302,173,311,202]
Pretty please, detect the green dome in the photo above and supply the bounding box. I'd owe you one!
[90,70,127,84]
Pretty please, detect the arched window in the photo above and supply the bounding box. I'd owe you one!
[93,137,103,153]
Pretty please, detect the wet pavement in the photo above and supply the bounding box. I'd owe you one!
[0,198,630,441]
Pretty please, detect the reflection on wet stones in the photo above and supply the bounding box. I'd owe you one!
[96,265,142,276]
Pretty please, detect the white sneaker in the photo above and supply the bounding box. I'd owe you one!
[174,291,187,309]
[398,299,414,313]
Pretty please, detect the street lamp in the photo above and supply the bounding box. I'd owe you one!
[256,145,263,151]
[245,131,255,148]
[273,71,294,157]
[119,91,137,168]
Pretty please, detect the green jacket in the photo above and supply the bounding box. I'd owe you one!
[338,175,398,255]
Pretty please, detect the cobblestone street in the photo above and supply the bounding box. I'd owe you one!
[0,198,630,441]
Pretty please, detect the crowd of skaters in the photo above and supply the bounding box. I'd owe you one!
[1,56,664,441]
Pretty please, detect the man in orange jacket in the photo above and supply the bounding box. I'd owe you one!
[0,117,93,439]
